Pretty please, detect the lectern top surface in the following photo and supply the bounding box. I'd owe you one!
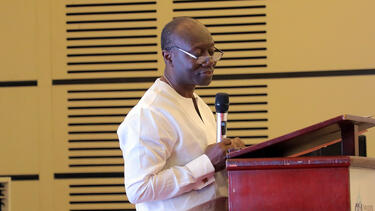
[227,114,375,159]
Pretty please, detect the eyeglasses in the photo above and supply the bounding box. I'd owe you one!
[167,46,224,64]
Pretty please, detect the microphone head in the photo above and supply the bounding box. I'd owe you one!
[215,92,229,113]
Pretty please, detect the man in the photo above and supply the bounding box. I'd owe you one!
[117,17,245,211]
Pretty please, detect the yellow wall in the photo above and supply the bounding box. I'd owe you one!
[1,0,374,210]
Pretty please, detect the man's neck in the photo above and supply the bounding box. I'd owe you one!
[161,75,195,98]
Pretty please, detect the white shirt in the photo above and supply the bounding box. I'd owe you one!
[117,79,227,211]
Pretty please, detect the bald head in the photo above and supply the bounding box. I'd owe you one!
[161,17,210,50]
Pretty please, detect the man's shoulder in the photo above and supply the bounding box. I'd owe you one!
[126,88,174,119]
[141,82,179,108]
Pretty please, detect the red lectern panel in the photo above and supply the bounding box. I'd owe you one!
[227,157,351,211]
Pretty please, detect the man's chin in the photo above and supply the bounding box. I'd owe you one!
[197,77,213,86]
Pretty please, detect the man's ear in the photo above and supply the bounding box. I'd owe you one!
[162,50,173,65]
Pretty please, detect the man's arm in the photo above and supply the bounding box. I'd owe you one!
[118,108,219,204]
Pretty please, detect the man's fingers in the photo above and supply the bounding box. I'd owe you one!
[219,137,246,153]
[222,138,232,145]
[229,137,246,150]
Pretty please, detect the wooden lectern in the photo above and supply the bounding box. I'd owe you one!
[226,114,375,211]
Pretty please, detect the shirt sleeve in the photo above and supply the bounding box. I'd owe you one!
[117,107,215,204]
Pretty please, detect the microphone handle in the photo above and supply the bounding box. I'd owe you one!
[216,112,228,143]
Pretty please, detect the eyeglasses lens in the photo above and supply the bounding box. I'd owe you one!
[196,52,222,64]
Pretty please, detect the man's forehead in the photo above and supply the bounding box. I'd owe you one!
[172,21,213,47]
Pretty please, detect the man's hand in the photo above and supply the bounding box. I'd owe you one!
[204,137,245,172]
[228,137,246,152]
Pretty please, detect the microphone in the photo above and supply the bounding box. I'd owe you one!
[215,93,229,143]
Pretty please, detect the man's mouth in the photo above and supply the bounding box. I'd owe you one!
[200,70,213,76]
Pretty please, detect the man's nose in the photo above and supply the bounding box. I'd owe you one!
[200,56,215,67]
